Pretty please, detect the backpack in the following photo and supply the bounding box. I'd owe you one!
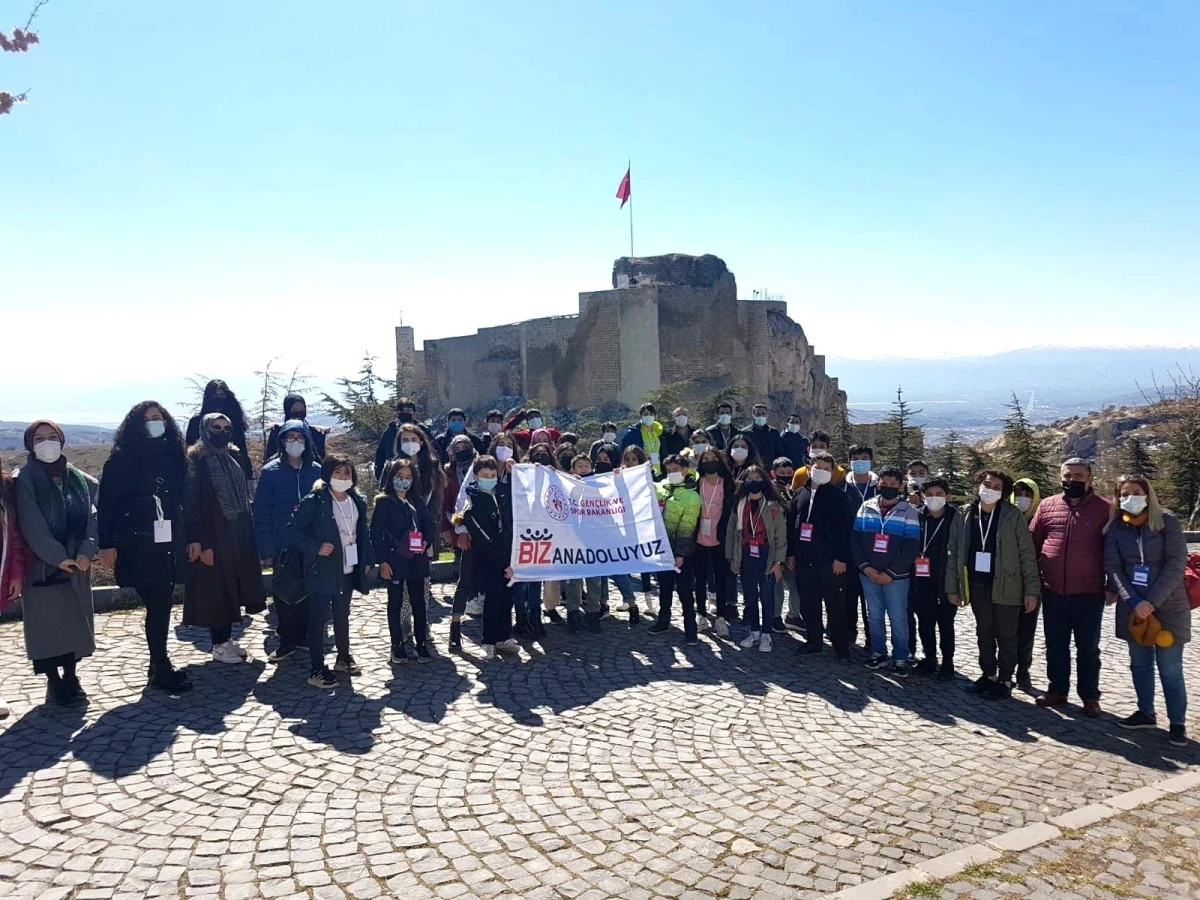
[272,545,309,606]
[1184,553,1200,611]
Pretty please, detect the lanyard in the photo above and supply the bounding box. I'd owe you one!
[806,485,817,523]
[701,479,721,518]
[1136,527,1144,565]
[153,495,165,523]
[851,478,872,505]
[878,502,899,533]
[747,499,762,537]
[332,495,356,545]
[921,516,945,555]
[978,506,996,549]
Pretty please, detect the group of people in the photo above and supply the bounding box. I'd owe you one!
[0,389,1190,749]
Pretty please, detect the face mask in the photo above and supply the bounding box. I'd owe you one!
[667,471,684,485]
[397,411,413,423]
[978,486,1002,505]
[594,461,613,474]
[850,459,871,475]
[33,440,62,464]
[558,452,574,467]
[393,477,412,493]
[718,414,731,426]
[528,417,543,429]
[787,423,800,434]
[692,443,709,457]
[330,477,353,494]
[1062,481,1087,499]
[494,445,513,462]
[744,480,764,495]
[1120,494,1148,514]
[146,420,166,439]
[776,475,792,486]
[455,448,474,463]
[909,476,927,488]
[878,486,901,501]
[699,461,719,475]
[730,447,748,462]
[603,431,616,443]
[400,441,421,457]
[753,415,767,427]
[285,440,306,459]
[923,495,946,512]
[487,421,501,435]
[641,415,655,427]
[477,476,498,492]
[810,447,826,459]
[675,415,688,427]
[1015,496,1032,512]
[809,467,832,486]
[208,431,232,449]
[449,419,465,433]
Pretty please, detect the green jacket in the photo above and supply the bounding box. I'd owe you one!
[725,497,788,573]
[657,476,701,558]
[945,500,1040,606]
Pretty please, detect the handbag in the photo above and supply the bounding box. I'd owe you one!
[272,545,308,606]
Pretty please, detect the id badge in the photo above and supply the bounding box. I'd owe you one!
[408,530,424,553]
[701,519,714,537]
[1132,564,1151,587]
[153,520,172,544]
[873,533,890,553]
[650,452,660,465]
[344,543,359,567]
[914,556,931,577]
[799,522,814,542]
[974,551,992,574]
[749,543,762,558]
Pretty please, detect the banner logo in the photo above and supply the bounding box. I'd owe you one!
[517,528,554,566]
[544,483,569,521]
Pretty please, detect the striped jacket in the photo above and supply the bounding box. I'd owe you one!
[851,496,921,580]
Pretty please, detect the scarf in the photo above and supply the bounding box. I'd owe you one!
[23,419,68,477]
[199,413,250,522]
[24,453,91,554]
[1122,512,1149,527]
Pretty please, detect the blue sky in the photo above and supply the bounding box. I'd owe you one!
[3,1,1199,421]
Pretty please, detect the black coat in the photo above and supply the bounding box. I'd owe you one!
[286,484,376,596]
[370,494,437,580]
[97,443,188,590]
[661,426,694,458]
[910,506,958,600]
[704,422,740,451]
[461,484,512,571]
[779,431,809,467]
[786,481,855,567]
[741,424,783,466]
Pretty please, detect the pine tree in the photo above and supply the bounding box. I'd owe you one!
[964,444,991,481]
[1001,392,1054,493]
[877,386,924,467]
[1122,436,1157,479]
[937,431,969,498]
[322,354,397,443]
[834,404,854,462]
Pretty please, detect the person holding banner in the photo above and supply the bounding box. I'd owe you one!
[562,454,606,634]
[649,455,702,643]
[621,446,659,616]
[454,456,516,661]
[693,447,735,638]
[726,467,787,653]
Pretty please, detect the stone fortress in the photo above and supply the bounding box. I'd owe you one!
[395,253,846,422]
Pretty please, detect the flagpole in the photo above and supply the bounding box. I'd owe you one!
[627,159,634,258]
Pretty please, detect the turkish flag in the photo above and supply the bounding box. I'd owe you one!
[616,167,631,208]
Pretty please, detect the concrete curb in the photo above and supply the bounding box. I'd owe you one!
[831,768,1200,899]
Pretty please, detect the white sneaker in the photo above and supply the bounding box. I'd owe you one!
[759,634,773,653]
[0,695,9,719]
[213,642,244,664]
[642,593,656,616]
[495,639,519,654]
[465,596,485,616]
[739,631,761,649]
[697,614,711,633]
[229,640,248,659]
[483,644,497,660]
[614,601,632,612]
[714,617,730,638]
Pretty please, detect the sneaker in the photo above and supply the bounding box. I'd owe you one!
[229,640,248,659]
[938,663,956,681]
[964,675,993,694]
[482,644,497,661]
[648,622,671,635]
[267,645,295,664]
[465,596,485,616]
[585,612,603,634]
[628,606,641,626]
[713,617,730,638]
[697,614,711,633]
[307,669,338,689]
[334,656,362,676]
[614,600,632,613]
[213,642,244,664]
[865,653,889,670]
[642,593,656,617]
[984,680,1013,701]
[545,608,564,624]
[390,647,409,665]
[914,658,937,675]
[600,603,611,619]
[784,615,805,630]
[448,621,463,652]
[415,643,431,663]
[759,634,773,653]
[891,660,910,678]
[685,636,700,646]
[1035,692,1069,708]
[495,639,520,654]
[739,631,761,649]
[797,641,823,655]
[1117,711,1158,730]
[770,617,787,634]
[1169,724,1189,747]
[149,665,193,695]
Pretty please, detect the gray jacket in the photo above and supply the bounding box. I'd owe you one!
[1104,510,1191,644]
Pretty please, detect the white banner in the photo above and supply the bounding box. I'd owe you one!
[509,462,675,581]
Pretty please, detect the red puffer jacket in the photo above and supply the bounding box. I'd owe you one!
[1030,491,1110,595]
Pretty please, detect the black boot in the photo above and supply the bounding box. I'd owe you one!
[585,611,603,634]
[531,610,547,638]
[449,621,463,652]
[513,609,529,637]
[628,604,641,626]
[149,662,193,694]
[567,609,583,633]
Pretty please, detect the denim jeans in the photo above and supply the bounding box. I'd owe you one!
[610,574,639,605]
[739,551,770,632]
[773,568,799,619]
[860,574,910,661]
[564,578,604,613]
[514,581,542,623]
[1128,640,1188,725]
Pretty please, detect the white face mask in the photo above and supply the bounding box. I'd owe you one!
[33,440,62,464]
[718,414,731,426]
[1015,496,1032,512]
[730,447,748,463]
[640,415,655,427]
[494,445,514,462]
[675,415,688,427]
[400,441,421,457]
[1120,494,1148,514]
[487,422,501,435]
[285,440,306,459]
[809,467,832,486]
[910,476,927,488]
[146,419,166,439]
[330,477,354,494]
[603,431,616,443]
[978,486,1002,506]
[753,415,768,427]
[666,471,684,485]
[692,443,710,457]
[528,417,543,429]
[923,495,946,512]
[787,423,800,434]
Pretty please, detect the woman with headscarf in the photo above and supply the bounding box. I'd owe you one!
[98,401,192,693]
[184,413,267,663]
[0,459,28,717]
[13,421,99,706]
[184,379,254,482]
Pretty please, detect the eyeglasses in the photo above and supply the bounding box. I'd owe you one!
[209,426,233,436]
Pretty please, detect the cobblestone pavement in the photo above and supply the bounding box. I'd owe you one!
[911,790,1200,899]
[0,584,1196,899]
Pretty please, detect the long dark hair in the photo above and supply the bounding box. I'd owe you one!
[529,443,559,469]
[200,379,249,432]
[735,465,781,503]
[395,424,445,501]
[113,400,186,459]
[488,431,524,462]
[726,434,762,475]
[697,447,733,484]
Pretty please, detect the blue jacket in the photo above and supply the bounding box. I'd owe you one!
[253,420,321,559]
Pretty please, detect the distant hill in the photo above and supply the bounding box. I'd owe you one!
[0,421,115,452]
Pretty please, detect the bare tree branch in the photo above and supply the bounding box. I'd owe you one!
[25,0,49,30]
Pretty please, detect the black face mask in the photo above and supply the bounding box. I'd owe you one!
[594,461,613,474]
[397,412,413,423]
[700,461,720,476]
[744,480,765,495]
[558,454,574,468]
[455,448,474,463]
[1062,481,1087,499]
[776,476,791,486]
[290,407,306,420]
[208,430,232,449]
[878,486,901,500]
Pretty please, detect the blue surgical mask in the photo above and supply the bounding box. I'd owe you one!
[718,414,731,426]
[851,459,872,475]
[754,415,767,427]
[145,419,166,439]
[393,477,412,493]
[477,476,498,492]
[449,419,465,432]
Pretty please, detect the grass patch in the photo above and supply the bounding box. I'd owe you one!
[960,863,1025,885]
[895,881,942,899]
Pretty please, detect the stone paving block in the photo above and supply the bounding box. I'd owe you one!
[986,822,1061,852]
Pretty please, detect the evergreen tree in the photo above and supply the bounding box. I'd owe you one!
[1000,391,1054,493]
[964,444,991,481]
[834,404,854,462]
[322,354,397,443]
[877,386,924,467]
[937,431,969,498]
[1122,436,1157,479]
